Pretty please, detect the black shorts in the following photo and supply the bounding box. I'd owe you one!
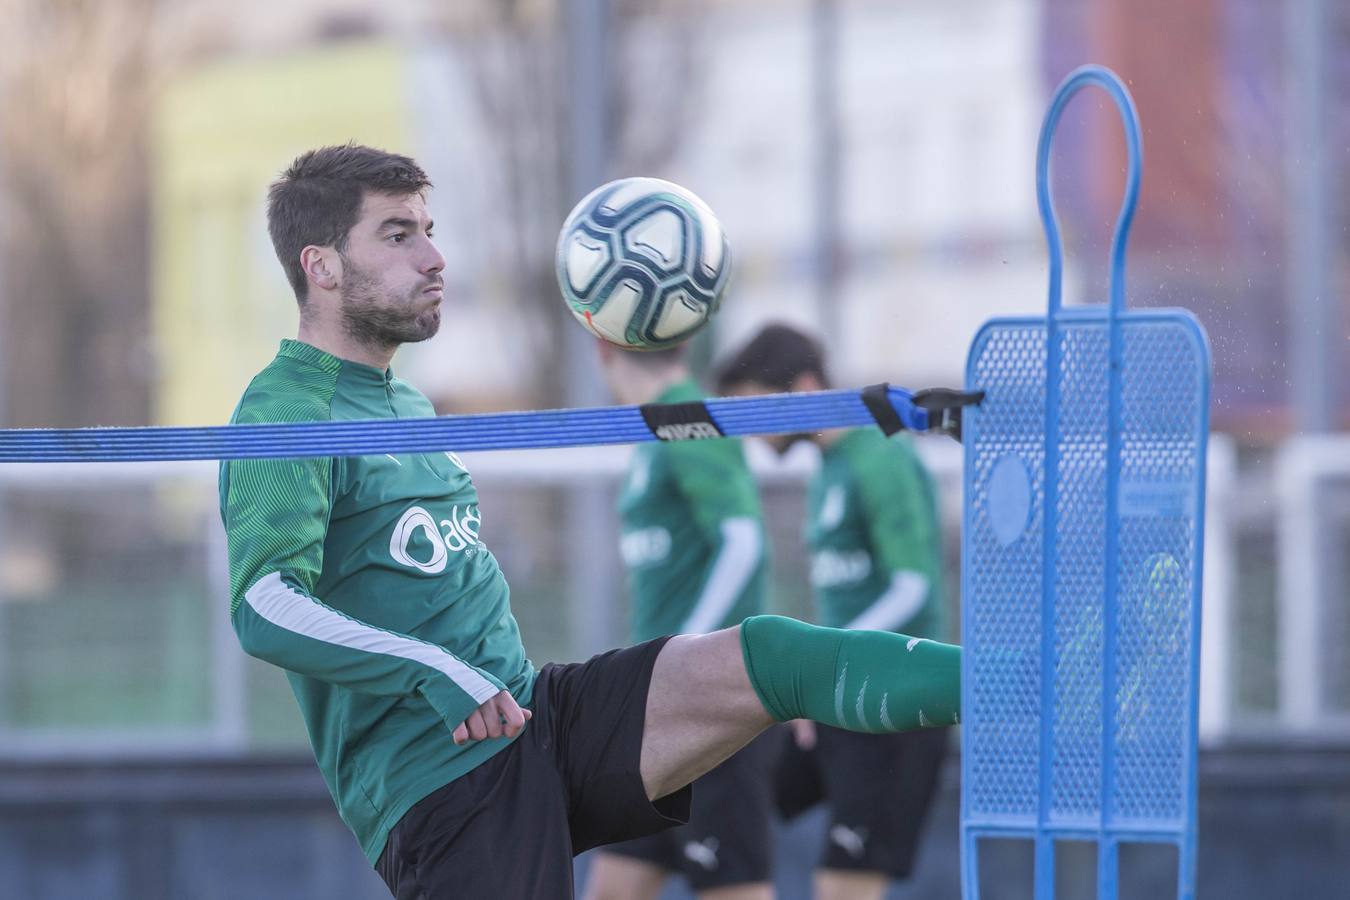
[376,638,690,899]
[774,724,950,879]
[598,728,778,891]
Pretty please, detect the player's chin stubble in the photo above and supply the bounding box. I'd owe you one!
[340,263,441,349]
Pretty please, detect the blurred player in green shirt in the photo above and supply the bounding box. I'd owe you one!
[586,342,775,900]
[719,324,951,900]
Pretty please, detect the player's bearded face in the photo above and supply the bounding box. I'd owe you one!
[338,253,442,347]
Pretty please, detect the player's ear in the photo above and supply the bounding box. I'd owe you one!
[301,246,340,293]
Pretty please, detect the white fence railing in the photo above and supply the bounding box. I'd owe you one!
[1277,436,1350,737]
[0,431,1335,759]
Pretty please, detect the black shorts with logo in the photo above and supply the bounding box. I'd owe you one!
[376,637,690,899]
[774,724,950,880]
[598,728,778,891]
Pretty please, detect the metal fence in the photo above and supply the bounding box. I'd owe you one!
[0,431,1343,761]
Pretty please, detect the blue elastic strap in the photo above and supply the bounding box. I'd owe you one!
[0,385,938,463]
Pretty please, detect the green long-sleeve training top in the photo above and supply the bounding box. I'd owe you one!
[219,339,535,864]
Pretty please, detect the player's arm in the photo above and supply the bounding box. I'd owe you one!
[221,451,524,742]
[670,439,765,634]
[846,447,936,632]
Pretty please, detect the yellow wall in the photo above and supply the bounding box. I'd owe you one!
[152,43,413,425]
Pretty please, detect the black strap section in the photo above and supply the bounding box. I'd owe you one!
[861,383,906,436]
[639,400,725,441]
[912,388,986,443]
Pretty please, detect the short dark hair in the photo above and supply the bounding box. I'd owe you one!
[716,323,830,392]
[267,143,432,302]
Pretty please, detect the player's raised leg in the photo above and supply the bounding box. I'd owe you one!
[640,616,960,803]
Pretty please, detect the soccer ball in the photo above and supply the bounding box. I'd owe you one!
[555,177,731,350]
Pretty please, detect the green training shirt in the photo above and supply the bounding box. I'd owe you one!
[805,427,945,640]
[617,379,766,642]
[219,340,535,865]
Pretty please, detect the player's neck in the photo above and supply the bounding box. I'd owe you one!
[297,321,396,372]
[634,366,691,404]
[813,427,850,449]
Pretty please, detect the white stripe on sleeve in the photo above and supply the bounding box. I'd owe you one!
[244,571,499,704]
[680,517,763,635]
[843,571,929,633]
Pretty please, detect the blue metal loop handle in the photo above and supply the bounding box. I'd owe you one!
[1036,64,1143,319]
[1033,65,1144,900]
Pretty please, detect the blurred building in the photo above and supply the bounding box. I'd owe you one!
[687,0,1046,394]
[1044,0,1350,435]
[151,0,1046,425]
[152,41,540,424]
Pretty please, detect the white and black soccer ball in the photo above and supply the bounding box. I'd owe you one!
[555,177,730,351]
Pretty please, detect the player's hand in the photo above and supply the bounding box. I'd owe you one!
[790,718,817,750]
[452,690,531,745]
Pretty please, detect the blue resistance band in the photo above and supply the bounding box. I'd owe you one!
[0,384,980,463]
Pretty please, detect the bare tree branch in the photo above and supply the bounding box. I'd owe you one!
[445,0,706,405]
[0,0,160,427]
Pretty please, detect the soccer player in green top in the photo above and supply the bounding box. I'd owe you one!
[220,144,960,898]
[718,323,952,900]
[586,342,775,900]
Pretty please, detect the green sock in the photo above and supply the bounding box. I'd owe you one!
[739,615,960,732]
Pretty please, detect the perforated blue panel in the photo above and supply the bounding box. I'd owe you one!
[966,315,1209,809]
[959,65,1210,900]
[961,311,1208,829]
[963,324,1047,826]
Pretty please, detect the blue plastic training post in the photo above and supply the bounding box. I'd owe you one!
[0,385,955,463]
[960,66,1210,900]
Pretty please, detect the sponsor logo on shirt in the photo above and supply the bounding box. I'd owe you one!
[819,485,847,530]
[626,453,652,498]
[620,526,671,568]
[389,504,484,574]
[810,549,873,588]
